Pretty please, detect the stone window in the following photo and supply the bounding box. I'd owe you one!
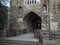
[42,0,49,14]
[43,4,47,13]
[24,0,40,5]
[18,6,23,14]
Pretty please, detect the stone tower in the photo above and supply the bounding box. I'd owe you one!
[9,0,60,36]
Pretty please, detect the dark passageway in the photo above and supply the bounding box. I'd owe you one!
[24,11,41,32]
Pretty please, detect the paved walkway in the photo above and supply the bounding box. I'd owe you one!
[4,33,39,42]
[0,33,60,45]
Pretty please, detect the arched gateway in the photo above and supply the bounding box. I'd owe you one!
[24,11,41,32]
[8,0,59,37]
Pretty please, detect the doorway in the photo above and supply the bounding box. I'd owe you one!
[24,11,41,32]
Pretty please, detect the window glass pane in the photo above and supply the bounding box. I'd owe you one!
[25,1,26,4]
[30,0,31,4]
[32,0,34,4]
[27,0,29,4]
[35,0,36,3]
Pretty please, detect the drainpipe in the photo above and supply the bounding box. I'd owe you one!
[48,0,51,40]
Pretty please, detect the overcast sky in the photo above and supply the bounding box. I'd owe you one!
[6,0,10,7]
[1,0,10,7]
[6,2,10,7]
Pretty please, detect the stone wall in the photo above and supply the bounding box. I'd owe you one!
[9,0,60,36]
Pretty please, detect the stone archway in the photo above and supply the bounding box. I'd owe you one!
[24,11,41,32]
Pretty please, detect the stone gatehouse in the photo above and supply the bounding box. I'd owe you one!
[8,0,60,36]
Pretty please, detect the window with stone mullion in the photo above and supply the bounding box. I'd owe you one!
[30,0,31,4]
[24,0,39,4]
[35,0,36,4]
[32,0,34,4]
[27,0,29,4]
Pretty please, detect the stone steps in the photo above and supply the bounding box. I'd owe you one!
[0,39,39,45]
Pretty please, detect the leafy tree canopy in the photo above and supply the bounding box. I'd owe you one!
[0,0,9,32]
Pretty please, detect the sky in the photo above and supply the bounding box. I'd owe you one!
[6,2,10,7]
[1,0,10,7]
[5,0,10,7]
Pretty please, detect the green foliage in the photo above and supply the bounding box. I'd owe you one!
[0,1,8,31]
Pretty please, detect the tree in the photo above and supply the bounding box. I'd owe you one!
[0,0,9,37]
